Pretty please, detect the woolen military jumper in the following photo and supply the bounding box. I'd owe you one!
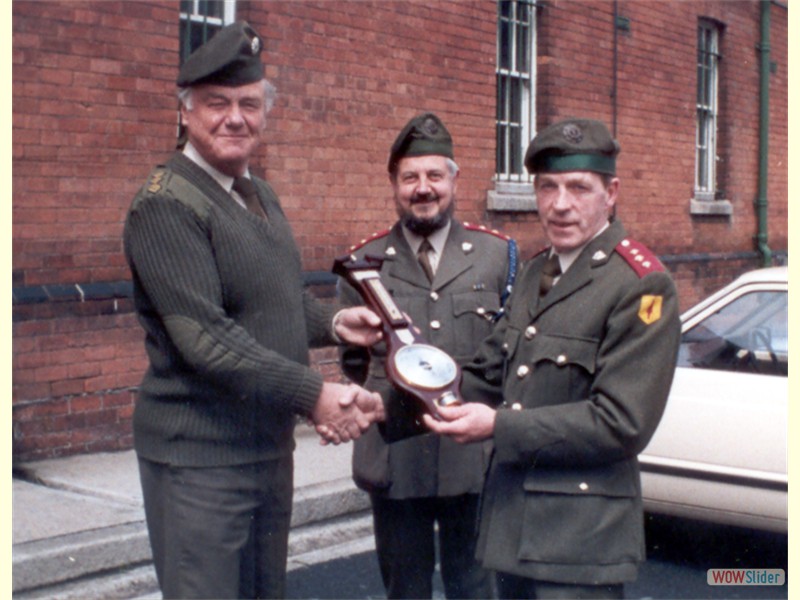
[124,152,335,467]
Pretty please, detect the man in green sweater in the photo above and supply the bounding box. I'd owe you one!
[123,21,383,599]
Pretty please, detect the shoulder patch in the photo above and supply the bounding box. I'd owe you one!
[463,222,511,242]
[348,229,391,253]
[615,238,666,278]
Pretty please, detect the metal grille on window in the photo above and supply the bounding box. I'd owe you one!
[496,0,536,182]
[695,20,720,200]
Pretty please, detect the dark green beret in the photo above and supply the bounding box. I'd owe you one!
[524,118,620,175]
[388,113,454,173]
[177,21,264,87]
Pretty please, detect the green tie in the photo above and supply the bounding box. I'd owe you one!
[417,238,435,282]
[539,253,561,296]
[233,177,267,220]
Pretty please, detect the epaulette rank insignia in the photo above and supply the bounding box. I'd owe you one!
[615,238,665,278]
[146,169,167,194]
[463,222,511,242]
[348,229,391,253]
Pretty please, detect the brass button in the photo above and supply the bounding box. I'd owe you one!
[430,320,441,330]
[477,307,486,316]
[516,365,530,378]
[525,325,537,339]
[511,402,522,410]
[501,342,509,353]
[579,482,589,491]
[430,291,439,301]
[556,354,567,365]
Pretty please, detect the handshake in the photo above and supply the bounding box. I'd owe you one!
[311,381,385,446]
[312,305,385,445]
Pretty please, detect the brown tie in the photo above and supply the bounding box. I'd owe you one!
[232,177,267,220]
[417,238,435,282]
[539,253,561,296]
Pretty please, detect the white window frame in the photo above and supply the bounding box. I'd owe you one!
[489,0,537,211]
[692,18,731,215]
[179,1,237,62]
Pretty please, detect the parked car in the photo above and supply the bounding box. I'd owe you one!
[640,266,788,533]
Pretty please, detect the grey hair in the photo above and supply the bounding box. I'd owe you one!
[177,79,277,116]
[390,157,460,182]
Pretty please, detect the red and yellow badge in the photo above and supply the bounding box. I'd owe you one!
[638,295,663,325]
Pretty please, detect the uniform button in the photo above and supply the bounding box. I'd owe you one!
[501,342,509,353]
[556,354,567,365]
[579,482,589,491]
[477,307,486,316]
[525,325,537,339]
[516,365,530,378]
[511,402,522,410]
[430,320,441,330]
[430,291,439,301]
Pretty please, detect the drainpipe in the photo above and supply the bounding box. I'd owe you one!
[755,0,772,267]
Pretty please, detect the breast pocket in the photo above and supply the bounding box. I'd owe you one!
[451,291,501,358]
[526,334,599,406]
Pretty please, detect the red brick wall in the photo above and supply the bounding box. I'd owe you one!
[12,0,787,461]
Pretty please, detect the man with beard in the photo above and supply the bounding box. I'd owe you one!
[337,113,517,599]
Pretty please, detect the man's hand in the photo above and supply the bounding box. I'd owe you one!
[333,307,383,347]
[422,403,497,444]
[312,382,384,445]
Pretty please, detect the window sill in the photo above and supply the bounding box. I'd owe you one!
[690,197,732,216]
[487,182,537,212]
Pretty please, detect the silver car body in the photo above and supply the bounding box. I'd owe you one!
[640,266,788,533]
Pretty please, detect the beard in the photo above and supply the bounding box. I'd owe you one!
[399,198,455,237]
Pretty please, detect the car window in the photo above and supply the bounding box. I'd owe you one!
[677,290,787,376]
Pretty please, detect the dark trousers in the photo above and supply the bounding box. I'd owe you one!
[370,493,493,599]
[138,456,293,599]
[496,571,624,600]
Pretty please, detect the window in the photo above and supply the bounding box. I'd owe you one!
[179,0,237,62]
[692,19,731,215]
[489,0,537,211]
[678,290,788,376]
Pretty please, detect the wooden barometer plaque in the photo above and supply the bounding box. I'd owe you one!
[333,254,462,418]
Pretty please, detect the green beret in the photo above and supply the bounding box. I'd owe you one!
[524,118,620,175]
[388,113,454,173]
[177,21,264,87]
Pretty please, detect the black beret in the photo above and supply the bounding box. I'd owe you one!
[177,21,264,87]
[388,113,454,173]
[524,118,620,175]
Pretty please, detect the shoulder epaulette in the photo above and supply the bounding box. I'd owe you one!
[463,222,511,242]
[615,238,666,278]
[348,229,391,253]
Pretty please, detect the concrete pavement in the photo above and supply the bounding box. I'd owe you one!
[12,424,376,599]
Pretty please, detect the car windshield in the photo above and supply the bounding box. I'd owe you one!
[677,290,788,376]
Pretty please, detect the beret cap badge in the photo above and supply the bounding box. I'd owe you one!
[562,123,584,145]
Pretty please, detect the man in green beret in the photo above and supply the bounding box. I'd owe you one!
[425,118,681,598]
[338,112,518,599]
[124,21,384,599]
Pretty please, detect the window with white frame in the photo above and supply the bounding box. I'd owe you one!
[692,18,731,215]
[695,19,720,201]
[179,0,237,63]
[489,0,537,211]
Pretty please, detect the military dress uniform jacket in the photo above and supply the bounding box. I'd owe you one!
[339,220,516,499]
[461,220,681,584]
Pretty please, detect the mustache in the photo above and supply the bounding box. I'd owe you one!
[409,193,438,204]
